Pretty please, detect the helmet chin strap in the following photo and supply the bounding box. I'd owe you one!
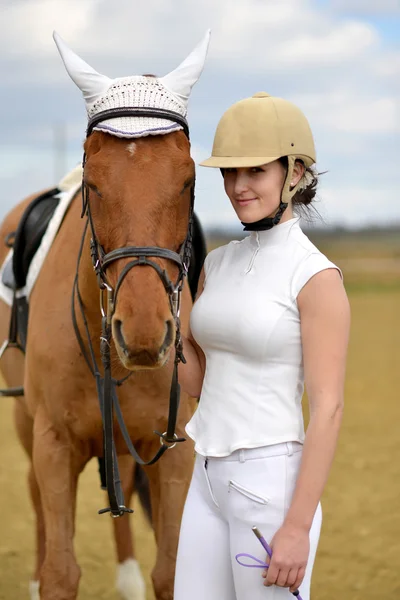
[241,156,299,232]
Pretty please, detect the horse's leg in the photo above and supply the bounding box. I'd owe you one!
[144,439,194,600]
[28,466,45,600]
[32,404,87,600]
[12,398,45,600]
[112,455,146,600]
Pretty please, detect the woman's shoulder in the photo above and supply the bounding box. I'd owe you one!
[204,238,243,270]
[289,230,343,299]
[291,225,322,255]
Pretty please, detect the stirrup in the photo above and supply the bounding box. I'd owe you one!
[0,338,25,359]
[0,339,25,397]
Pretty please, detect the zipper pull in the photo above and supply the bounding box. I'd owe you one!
[205,458,208,470]
[245,232,261,274]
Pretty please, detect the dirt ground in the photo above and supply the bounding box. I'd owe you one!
[0,288,399,600]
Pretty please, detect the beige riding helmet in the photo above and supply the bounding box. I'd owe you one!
[201,91,316,168]
[200,92,316,205]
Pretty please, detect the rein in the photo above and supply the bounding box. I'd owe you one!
[74,107,194,517]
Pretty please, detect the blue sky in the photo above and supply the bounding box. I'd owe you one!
[371,19,400,42]
[0,0,399,231]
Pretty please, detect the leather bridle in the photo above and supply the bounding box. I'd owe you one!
[73,107,195,517]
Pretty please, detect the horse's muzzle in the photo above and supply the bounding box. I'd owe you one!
[113,318,174,369]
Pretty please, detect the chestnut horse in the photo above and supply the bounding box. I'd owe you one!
[0,31,210,600]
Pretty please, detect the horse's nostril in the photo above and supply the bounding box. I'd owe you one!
[114,319,127,353]
[160,320,174,356]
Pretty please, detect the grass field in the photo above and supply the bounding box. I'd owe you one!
[0,230,399,599]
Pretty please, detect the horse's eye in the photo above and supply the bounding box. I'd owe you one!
[86,182,102,198]
[181,179,194,194]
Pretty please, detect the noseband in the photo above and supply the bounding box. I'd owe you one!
[73,107,195,517]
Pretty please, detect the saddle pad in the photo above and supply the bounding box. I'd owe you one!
[0,181,81,307]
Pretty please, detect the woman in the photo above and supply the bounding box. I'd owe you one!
[174,91,350,599]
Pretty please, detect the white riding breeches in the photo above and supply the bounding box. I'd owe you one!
[174,442,322,600]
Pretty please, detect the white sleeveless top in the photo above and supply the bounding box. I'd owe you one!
[185,217,342,457]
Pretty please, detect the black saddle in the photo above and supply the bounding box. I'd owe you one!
[0,188,62,396]
[2,188,61,292]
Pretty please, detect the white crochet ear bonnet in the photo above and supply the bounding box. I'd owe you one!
[86,77,187,138]
[53,31,211,139]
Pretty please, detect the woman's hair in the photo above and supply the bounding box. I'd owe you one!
[278,157,324,224]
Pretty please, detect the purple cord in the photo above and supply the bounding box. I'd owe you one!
[235,527,303,600]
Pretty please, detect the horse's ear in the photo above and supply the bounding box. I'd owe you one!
[160,29,211,106]
[53,31,112,104]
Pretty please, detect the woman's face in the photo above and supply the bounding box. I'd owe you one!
[223,159,295,224]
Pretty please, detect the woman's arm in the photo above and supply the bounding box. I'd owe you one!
[178,267,206,398]
[264,267,350,592]
[284,267,350,531]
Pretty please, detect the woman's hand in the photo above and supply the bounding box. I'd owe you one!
[262,523,310,593]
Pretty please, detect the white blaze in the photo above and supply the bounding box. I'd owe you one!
[126,142,137,157]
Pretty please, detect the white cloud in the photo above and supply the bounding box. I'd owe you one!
[0,0,382,75]
[275,21,378,66]
[331,0,400,15]
[291,92,400,133]
[317,185,399,228]
[333,98,400,133]
[372,51,400,79]
[2,0,97,58]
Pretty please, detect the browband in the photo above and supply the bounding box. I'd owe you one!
[86,107,190,139]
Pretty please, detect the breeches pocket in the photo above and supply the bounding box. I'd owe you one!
[227,477,273,521]
[226,453,292,523]
[228,480,271,505]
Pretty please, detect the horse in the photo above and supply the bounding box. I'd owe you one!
[0,30,210,600]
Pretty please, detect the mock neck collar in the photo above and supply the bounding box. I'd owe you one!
[248,216,301,247]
